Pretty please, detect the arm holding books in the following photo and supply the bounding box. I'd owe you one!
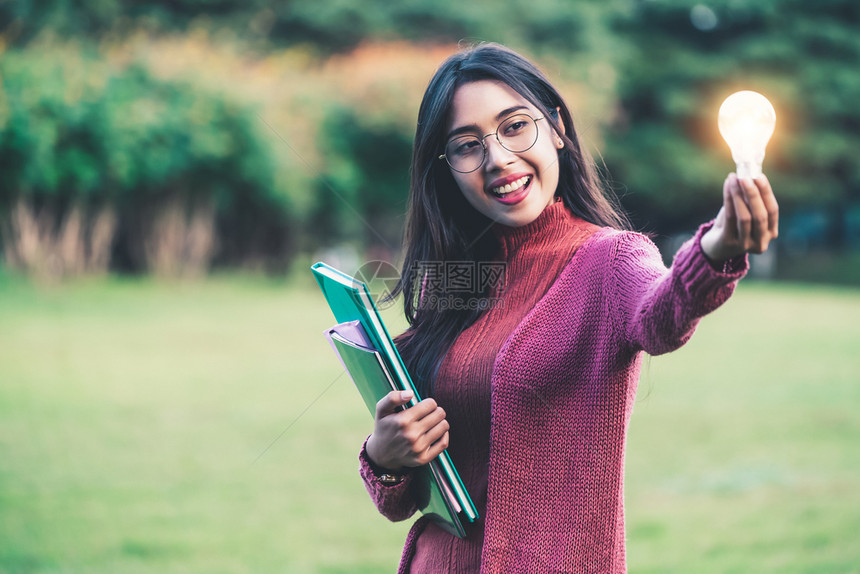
[312,262,476,534]
[359,390,451,522]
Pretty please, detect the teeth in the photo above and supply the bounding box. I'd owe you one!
[492,176,530,196]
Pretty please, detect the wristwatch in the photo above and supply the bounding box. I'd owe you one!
[362,442,407,485]
[378,473,405,486]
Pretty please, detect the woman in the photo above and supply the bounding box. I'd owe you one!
[359,43,778,573]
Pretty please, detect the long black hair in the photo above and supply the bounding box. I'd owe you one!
[391,43,630,396]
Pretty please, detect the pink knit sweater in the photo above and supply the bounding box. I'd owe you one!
[359,203,747,573]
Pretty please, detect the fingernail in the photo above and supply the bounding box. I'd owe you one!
[400,390,414,401]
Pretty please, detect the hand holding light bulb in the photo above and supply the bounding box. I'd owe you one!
[699,90,779,263]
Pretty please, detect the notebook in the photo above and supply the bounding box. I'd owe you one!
[312,261,478,537]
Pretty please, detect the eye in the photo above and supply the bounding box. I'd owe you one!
[502,118,529,136]
[451,137,481,157]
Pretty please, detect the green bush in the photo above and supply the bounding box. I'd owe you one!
[308,105,412,249]
[606,0,860,235]
[0,41,293,276]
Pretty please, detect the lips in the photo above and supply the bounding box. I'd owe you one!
[491,175,531,197]
[488,174,532,205]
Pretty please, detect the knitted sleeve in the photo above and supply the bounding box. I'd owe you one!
[357,437,420,522]
[607,221,748,356]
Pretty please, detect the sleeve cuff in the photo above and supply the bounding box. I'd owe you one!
[675,220,749,289]
[359,437,413,488]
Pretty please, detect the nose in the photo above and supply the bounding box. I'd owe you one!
[483,136,516,171]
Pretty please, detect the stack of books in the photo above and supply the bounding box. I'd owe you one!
[312,262,478,537]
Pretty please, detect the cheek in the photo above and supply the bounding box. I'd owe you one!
[453,173,484,202]
[536,143,561,187]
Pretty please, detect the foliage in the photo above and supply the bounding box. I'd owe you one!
[305,43,463,252]
[605,0,860,235]
[0,39,292,275]
[2,1,859,275]
[0,46,266,204]
[310,106,411,248]
[1,0,614,56]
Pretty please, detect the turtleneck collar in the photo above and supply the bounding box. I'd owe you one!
[491,200,597,263]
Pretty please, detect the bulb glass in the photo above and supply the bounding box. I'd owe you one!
[718,90,776,179]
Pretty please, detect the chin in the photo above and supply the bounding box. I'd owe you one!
[491,201,547,228]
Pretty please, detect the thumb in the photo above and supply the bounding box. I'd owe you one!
[375,390,414,419]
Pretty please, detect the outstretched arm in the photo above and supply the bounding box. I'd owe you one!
[610,172,778,356]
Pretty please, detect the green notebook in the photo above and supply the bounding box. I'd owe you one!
[312,261,478,538]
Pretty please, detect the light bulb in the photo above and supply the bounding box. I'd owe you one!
[718,90,776,179]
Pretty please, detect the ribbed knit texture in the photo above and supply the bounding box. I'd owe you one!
[410,202,600,571]
[358,205,748,573]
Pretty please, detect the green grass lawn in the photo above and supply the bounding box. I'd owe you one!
[1,273,858,573]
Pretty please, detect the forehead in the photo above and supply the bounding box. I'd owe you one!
[447,80,535,132]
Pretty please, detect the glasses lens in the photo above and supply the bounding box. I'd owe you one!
[443,115,540,173]
[445,136,484,173]
[498,114,539,153]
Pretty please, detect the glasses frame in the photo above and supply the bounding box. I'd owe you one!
[438,114,546,174]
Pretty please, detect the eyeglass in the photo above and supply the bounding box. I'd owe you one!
[438,113,545,174]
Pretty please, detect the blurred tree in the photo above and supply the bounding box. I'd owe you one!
[0,43,120,277]
[311,106,411,250]
[0,42,293,277]
[0,0,607,56]
[267,0,594,55]
[605,0,860,239]
[3,0,857,278]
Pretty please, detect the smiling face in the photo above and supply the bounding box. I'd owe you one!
[444,80,563,227]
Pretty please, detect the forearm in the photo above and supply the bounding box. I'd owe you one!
[612,223,747,355]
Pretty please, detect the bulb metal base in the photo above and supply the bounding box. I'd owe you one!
[735,161,763,180]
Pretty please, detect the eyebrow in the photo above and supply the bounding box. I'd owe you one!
[445,105,531,141]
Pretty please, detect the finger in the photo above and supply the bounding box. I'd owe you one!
[375,390,415,419]
[400,406,446,452]
[417,430,450,465]
[404,406,447,440]
[418,406,448,430]
[399,397,439,425]
[413,417,450,455]
[730,180,752,243]
[739,177,769,244]
[755,174,779,239]
[722,176,736,237]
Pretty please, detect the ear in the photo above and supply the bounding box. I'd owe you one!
[552,107,565,149]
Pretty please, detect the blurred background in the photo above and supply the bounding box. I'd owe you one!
[1,1,858,573]
[1,0,859,280]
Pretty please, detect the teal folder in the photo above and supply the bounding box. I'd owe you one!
[312,261,478,538]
